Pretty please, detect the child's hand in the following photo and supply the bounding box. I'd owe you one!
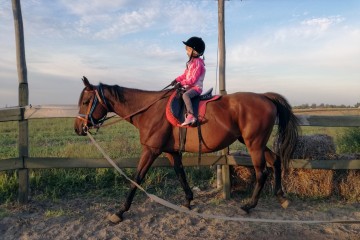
[170,80,177,86]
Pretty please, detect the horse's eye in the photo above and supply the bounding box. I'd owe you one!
[82,99,90,105]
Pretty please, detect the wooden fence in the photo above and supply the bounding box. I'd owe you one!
[1,105,360,202]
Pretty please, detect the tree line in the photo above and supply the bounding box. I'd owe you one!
[294,102,360,109]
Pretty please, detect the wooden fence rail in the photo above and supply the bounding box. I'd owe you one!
[1,105,360,202]
[1,156,360,172]
[2,105,360,126]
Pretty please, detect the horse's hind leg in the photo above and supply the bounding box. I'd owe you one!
[241,148,268,213]
[264,147,289,209]
[109,146,160,224]
[166,153,193,209]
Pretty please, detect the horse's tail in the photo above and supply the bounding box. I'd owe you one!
[264,92,300,170]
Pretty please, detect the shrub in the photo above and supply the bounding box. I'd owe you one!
[0,171,18,203]
[337,127,360,153]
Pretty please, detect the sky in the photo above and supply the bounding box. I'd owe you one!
[1,0,360,108]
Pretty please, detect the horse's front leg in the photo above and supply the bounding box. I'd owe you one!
[166,152,193,209]
[108,146,160,224]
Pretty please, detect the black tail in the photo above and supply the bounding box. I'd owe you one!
[264,92,299,170]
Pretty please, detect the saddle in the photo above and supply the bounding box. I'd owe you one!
[165,87,221,128]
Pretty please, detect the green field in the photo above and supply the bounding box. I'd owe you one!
[0,118,358,203]
[0,119,218,202]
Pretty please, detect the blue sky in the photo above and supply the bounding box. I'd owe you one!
[1,0,359,107]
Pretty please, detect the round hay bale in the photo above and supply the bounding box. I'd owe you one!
[274,134,336,160]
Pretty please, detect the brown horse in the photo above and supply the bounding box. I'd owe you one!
[74,76,299,224]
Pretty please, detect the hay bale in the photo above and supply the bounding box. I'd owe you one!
[293,134,336,160]
[284,168,334,197]
[274,134,336,160]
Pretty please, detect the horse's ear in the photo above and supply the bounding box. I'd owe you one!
[82,76,93,90]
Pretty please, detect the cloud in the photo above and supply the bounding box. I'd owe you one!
[301,16,344,31]
[273,16,345,42]
[163,2,216,35]
[60,1,175,40]
[60,0,129,16]
[5,0,216,42]
[93,8,158,39]
[66,0,216,39]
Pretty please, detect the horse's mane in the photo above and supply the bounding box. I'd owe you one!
[100,83,126,103]
[100,82,168,104]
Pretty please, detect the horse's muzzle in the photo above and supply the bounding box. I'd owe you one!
[74,123,88,136]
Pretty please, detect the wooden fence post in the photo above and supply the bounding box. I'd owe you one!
[218,0,231,199]
[12,0,29,203]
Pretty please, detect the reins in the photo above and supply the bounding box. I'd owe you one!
[78,85,174,133]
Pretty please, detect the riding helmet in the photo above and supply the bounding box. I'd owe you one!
[182,37,205,56]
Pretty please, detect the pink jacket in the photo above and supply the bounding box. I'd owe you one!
[176,57,206,94]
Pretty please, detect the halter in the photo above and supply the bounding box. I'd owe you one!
[77,85,110,133]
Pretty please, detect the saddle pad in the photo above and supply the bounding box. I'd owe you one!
[166,91,221,127]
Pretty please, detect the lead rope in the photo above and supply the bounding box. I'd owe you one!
[86,132,360,224]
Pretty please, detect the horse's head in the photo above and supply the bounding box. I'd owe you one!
[74,76,109,136]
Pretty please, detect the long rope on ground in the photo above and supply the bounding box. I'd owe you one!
[87,132,360,224]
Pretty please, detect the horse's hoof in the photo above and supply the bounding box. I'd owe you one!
[181,202,191,210]
[182,200,192,210]
[240,205,250,214]
[108,213,122,224]
[281,199,290,209]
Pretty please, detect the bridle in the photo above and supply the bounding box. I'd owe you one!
[77,85,111,133]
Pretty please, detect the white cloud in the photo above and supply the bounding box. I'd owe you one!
[93,8,158,39]
[60,0,129,16]
[59,1,167,40]
[163,1,216,35]
[301,16,344,31]
[273,16,345,42]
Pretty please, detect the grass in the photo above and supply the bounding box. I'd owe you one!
[1,118,359,203]
[0,118,222,203]
[44,208,67,218]
[0,208,9,219]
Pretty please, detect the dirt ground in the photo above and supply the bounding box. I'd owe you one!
[1,189,359,240]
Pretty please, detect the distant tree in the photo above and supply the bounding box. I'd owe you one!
[355,102,360,108]
[301,103,309,109]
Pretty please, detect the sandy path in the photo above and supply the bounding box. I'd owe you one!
[1,189,359,240]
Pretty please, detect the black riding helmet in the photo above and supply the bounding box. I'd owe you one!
[182,37,205,56]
